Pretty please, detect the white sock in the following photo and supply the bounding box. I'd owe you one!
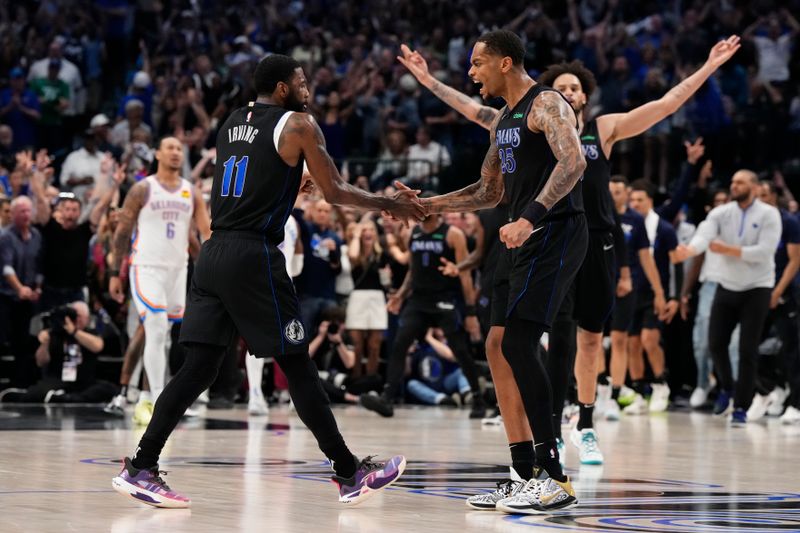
[142,312,169,402]
[245,351,265,400]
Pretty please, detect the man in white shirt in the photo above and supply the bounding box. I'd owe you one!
[27,39,84,117]
[674,170,782,424]
[60,131,105,206]
[745,10,800,83]
[406,126,451,188]
[110,100,152,148]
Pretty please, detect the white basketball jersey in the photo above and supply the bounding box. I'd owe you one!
[131,175,194,268]
[278,215,300,270]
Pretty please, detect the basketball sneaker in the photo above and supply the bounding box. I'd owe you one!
[730,408,747,426]
[746,393,770,422]
[617,386,636,407]
[604,400,621,421]
[689,387,709,408]
[767,387,789,416]
[104,394,126,417]
[623,394,648,415]
[570,427,603,465]
[649,383,670,413]
[133,398,154,426]
[331,455,406,505]
[713,391,733,416]
[497,471,577,514]
[248,389,269,416]
[481,407,502,426]
[466,467,525,510]
[469,397,487,419]
[359,392,394,417]
[780,406,800,425]
[112,457,191,508]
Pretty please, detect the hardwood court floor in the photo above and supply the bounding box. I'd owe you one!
[1,403,799,533]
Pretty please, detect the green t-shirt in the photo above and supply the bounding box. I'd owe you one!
[30,78,69,125]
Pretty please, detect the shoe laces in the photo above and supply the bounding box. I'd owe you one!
[517,477,543,497]
[581,431,599,453]
[493,478,518,497]
[358,455,381,471]
[149,469,172,491]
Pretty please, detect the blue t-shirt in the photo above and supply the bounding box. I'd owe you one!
[0,89,40,150]
[296,222,342,300]
[619,207,650,289]
[409,343,460,392]
[776,209,800,285]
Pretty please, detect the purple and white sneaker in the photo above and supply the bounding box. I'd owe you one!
[112,457,191,508]
[332,455,407,505]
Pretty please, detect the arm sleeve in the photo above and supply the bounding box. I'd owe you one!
[657,161,698,223]
[688,207,722,253]
[740,207,782,264]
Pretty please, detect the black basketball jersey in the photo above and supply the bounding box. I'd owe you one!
[210,102,305,243]
[580,119,616,231]
[495,85,583,222]
[409,222,458,298]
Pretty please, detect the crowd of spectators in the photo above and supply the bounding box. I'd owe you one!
[1,0,800,418]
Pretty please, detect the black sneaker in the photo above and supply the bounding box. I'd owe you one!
[469,397,487,419]
[438,395,458,407]
[360,393,394,417]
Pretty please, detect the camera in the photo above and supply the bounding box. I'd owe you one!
[327,321,340,335]
[41,305,79,335]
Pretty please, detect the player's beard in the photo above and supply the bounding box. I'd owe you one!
[285,91,308,112]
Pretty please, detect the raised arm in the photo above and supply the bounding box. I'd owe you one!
[108,180,148,303]
[283,112,425,224]
[596,36,741,156]
[420,113,505,215]
[397,44,499,130]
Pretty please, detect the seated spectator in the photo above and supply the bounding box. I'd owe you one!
[405,126,451,190]
[0,301,117,403]
[110,100,151,148]
[406,328,471,407]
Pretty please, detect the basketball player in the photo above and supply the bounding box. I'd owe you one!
[111,54,423,508]
[397,35,740,468]
[360,198,486,419]
[403,29,588,514]
[108,137,211,425]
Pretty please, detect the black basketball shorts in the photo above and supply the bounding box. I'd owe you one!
[180,231,309,357]
[490,215,589,329]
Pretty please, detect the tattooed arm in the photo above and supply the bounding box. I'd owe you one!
[499,90,585,249]
[529,90,586,212]
[597,36,740,156]
[420,113,505,215]
[279,112,426,224]
[108,180,148,303]
[397,44,498,129]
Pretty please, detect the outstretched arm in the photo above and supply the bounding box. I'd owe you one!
[397,44,499,130]
[282,112,426,224]
[597,36,741,156]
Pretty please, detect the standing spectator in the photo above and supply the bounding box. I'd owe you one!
[60,129,107,206]
[297,199,343,334]
[0,196,43,387]
[370,129,409,189]
[675,170,782,424]
[27,40,84,132]
[118,71,154,127]
[29,60,70,154]
[0,198,11,230]
[406,126,451,190]
[30,154,124,310]
[746,181,800,422]
[0,67,41,151]
[346,219,390,377]
[745,10,800,87]
[110,100,151,148]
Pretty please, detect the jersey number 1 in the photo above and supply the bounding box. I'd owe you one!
[220,155,249,197]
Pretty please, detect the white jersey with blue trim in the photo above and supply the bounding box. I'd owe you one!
[131,175,194,269]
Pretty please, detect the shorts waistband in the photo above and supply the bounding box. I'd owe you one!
[211,230,277,243]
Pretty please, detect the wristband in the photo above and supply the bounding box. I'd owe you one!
[464,305,477,316]
[519,201,547,226]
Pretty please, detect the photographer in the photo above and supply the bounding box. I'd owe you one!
[0,301,117,403]
[309,307,382,405]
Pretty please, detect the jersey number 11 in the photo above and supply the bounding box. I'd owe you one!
[220,155,249,197]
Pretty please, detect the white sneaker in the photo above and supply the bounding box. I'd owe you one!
[465,467,525,510]
[746,393,770,422]
[780,406,800,425]
[562,403,579,425]
[104,394,126,417]
[618,385,636,406]
[570,427,603,465]
[623,394,648,415]
[497,475,577,514]
[495,474,546,514]
[248,391,269,416]
[767,387,789,416]
[649,383,670,412]
[689,387,708,408]
[605,401,621,421]
[482,408,503,426]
